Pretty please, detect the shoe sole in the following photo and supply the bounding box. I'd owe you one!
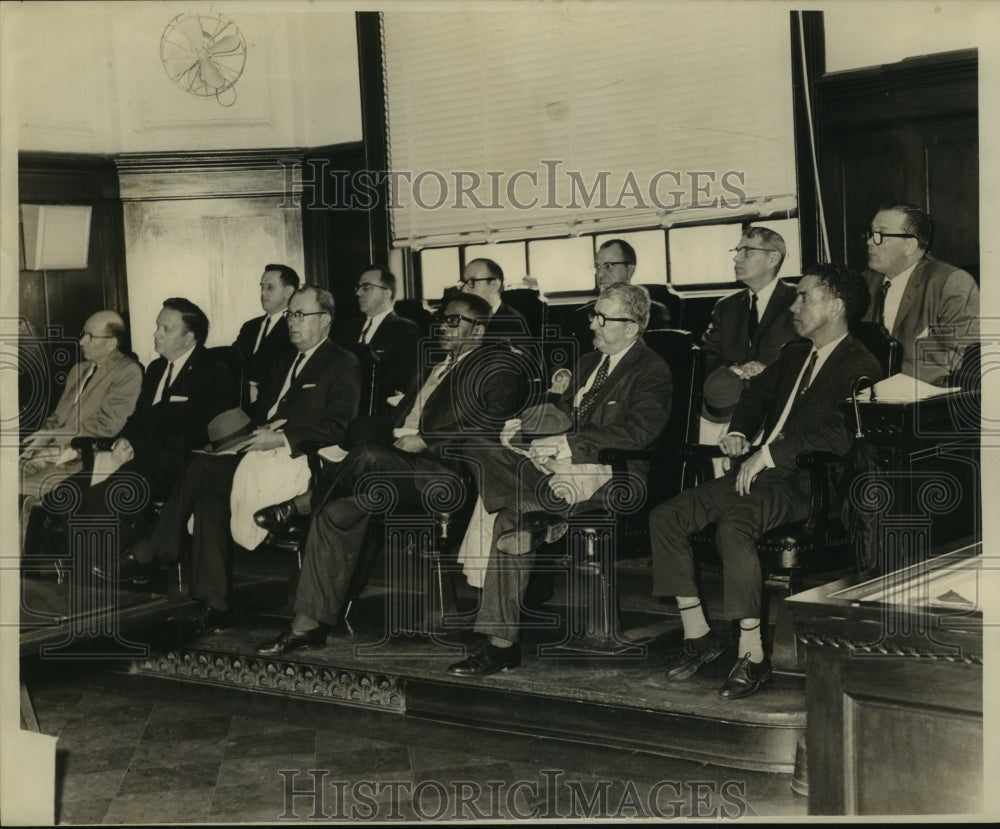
[665,641,728,682]
[446,661,520,678]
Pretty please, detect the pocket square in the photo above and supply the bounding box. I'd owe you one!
[300,383,317,389]
[169,395,189,402]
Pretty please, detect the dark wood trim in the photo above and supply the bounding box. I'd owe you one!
[789,10,825,268]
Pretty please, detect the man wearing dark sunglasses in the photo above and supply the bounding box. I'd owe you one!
[862,201,978,385]
[253,291,534,656]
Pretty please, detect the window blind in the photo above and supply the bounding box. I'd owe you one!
[382,6,796,249]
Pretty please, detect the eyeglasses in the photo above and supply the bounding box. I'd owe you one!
[79,331,114,341]
[435,313,479,328]
[730,247,777,260]
[863,230,916,245]
[594,262,630,272]
[356,282,389,292]
[458,277,496,286]
[588,310,635,327]
[283,310,328,321]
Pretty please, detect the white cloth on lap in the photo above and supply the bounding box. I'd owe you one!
[230,448,312,549]
[457,496,496,589]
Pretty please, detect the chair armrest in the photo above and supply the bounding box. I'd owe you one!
[795,451,845,535]
[679,443,724,461]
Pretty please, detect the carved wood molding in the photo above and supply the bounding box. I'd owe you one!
[116,148,307,202]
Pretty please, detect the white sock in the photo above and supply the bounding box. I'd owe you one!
[677,598,710,640]
[738,619,764,663]
[489,636,515,649]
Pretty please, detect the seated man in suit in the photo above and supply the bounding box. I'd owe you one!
[20,310,142,495]
[459,258,529,336]
[253,291,531,655]
[649,263,883,700]
[84,298,233,554]
[862,202,979,385]
[336,266,420,416]
[124,285,360,631]
[446,283,673,677]
[568,239,671,349]
[699,226,799,455]
[233,264,300,408]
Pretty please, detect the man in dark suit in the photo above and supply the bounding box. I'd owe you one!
[253,292,531,655]
[120,286,361,632]
[233,264,300,408]
[459,258,529,337]
[568,239,671,349]
[336,266,421,416]
[699,226,799,440]
[446,283,673,677]
[862,202,979,385]
[86,297,232,525]
[649,263,883,700]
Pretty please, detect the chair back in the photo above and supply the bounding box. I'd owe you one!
[208,345,245,410]
[850,321,902,377]
[642,328,705,502]
[393,299,434,341]
[501,289,547,339]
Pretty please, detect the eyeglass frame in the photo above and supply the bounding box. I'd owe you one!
[435,312,480,328]
[283,310,329,321]
[356,281,390,292]
[458,277,498,286]
[79,331,115,341]
[730,246,778,260]
[588,310,636,327]
[863,230,916,245]
[594,261,631,272]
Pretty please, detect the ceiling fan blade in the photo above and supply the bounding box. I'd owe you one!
[208,35,241,55]
[199,58,226,90]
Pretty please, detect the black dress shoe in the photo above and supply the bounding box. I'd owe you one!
[718,653,772,700]
[665,630,728,681]
[496,511,567,556]
[446,643,521,677]
[192,603,235,636]
[253,499,300,533]
[254,625,329,656]
[92,551,155,586]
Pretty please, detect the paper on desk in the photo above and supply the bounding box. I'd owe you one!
[853,373,961,403]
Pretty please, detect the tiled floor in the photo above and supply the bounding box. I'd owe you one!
[23,657,808,824]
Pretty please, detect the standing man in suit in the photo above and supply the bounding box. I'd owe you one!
[459,258,529,336]
[253,292,531,655]
[125,286,360,630]
[699,226,799,446]
[336,266,420,416]
[649,264,883,699]
[568,239,671,349]
[233,264,300,407]
[446,283,673,677]
[21,310,142,490]
[862,202,979,385]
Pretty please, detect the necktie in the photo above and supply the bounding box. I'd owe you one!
[876,280,891,330]
[157,362,174,404]
[359,317,373,344]
[576,355,611,418]
[80,364,97,393]
[748,292,759,341]
[796,351,818,397]
[290,352,305,381]
[254,316,271,353]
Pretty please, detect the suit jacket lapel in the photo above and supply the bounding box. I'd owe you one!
[891,259,926,337]
[755,281,789,340]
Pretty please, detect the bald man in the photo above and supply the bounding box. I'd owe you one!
[460,258,529,337]
[21,310,142,490]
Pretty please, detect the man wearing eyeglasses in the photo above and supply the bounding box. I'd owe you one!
[108,286,360,635]
[568,239,671,350]
[862,202,979,385]
[336,266,420,416]
[699,227,798,437]
[446,283,673,677]
[253,292,531,655]
[233,264,299,408]
[20,310,142,495]
[459,258,529,336]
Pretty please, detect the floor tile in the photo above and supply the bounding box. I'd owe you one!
[58,769,126,803]
[129,734,230,768]
[101,787,213,824]
[314,727,399,755]
[57,797,112,825]
[140,712,232,743]
[209,781,298,822]
[225,726,316,759]
[215,752,319,788]
[57,744,137,777]
[313,744,413,782]
[116,760,222,795]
